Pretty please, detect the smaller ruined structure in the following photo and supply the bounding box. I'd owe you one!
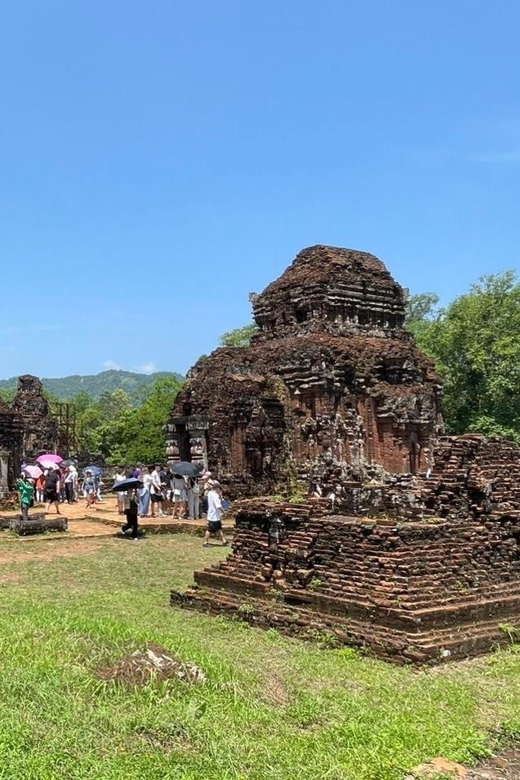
[0,374,61,499]
[172,244,520,664]
[12,375,59,459]
[0,398,23,497]
[173,435,520,664]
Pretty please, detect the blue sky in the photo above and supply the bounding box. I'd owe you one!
[1,0,519,379]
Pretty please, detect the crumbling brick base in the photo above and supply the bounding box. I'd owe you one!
[172,500,520,664]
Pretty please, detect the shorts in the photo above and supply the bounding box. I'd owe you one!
[151,492,163,502]
[207,520,222,534]
[45,490,58,502]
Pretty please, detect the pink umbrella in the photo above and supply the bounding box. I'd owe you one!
[38,461,59,471]
[36,454,63,465]
[23,465,43,479]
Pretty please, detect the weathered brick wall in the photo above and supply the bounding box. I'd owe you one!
[11,375,59,458]
[313,434,520,523]
[0,404,23,493]
[209,501,520,611]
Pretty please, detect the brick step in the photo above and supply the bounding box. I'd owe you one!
[172,585,520,664]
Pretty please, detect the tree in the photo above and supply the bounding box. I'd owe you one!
[413,271,520,443]
[405,292,440,337]
[220,323,258,348]
[70,391,93,414]
[97,389,133,419]
[101,376,183,465]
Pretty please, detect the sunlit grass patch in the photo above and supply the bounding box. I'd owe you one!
[0,534,516,778]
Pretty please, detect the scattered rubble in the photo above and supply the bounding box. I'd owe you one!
[406,747,520,780]
[97,645,206,686]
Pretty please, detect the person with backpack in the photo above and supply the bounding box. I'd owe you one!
[17,474,35,521]
[44,468,61,515]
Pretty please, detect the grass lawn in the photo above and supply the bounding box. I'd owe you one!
[0,534,519,780]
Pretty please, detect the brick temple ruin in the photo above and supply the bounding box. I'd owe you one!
[172,245,520,663]
[0,375,59,498]
[170,245,443,494]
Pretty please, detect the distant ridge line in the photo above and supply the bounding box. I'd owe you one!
[0,369,184,403]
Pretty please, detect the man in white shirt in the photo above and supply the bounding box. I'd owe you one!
[64,465,77,504]
[203,481,228,548]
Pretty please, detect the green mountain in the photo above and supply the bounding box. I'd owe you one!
[0,369,184,404]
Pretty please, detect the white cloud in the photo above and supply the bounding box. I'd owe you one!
[136,362,156,374]
[103,359,122,370]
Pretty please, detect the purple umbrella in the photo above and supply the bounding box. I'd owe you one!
[36,453,63,465]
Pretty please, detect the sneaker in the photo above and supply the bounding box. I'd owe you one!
[203,542,209,548]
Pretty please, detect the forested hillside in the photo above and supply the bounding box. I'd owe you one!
[0,369,183,405]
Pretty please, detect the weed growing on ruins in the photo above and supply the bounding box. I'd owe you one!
[237,602,255,616]
[499,622,520,645]
[306,628,340,649]
[0,535,520,778]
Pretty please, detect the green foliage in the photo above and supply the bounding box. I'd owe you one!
[220,323,258,348]
[405,291,440,339]
[0,369,183,404]
[408,272,520,443]
[0,387,15,404]
[74,377,182,464]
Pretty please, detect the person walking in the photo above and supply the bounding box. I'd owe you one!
[138,467,152,518]
[84,470,97,509]
[114,468,127,514]
[203,481,228,547]
[64,467,75,504]
[121,488,139,540]
[44,468,61,515]
[17,474,35,521]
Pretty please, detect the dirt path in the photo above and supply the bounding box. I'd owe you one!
[0,539,106,564]
[469,747,520,779]
[409,747,520,779]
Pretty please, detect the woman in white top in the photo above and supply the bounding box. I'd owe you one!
[187,477,201,520]
[114,469,127,514]
[171,474,188,519]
